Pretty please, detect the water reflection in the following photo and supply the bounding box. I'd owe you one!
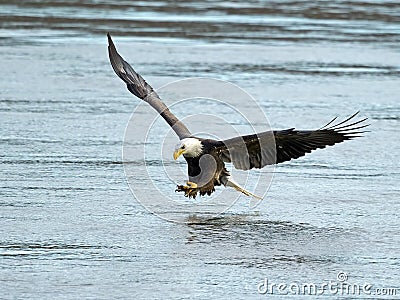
[183,214,359,269]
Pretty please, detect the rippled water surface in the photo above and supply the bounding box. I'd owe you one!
[1,1,399,299]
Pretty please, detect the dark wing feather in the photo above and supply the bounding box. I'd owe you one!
[214,112,369,170]
[107,33,192,140]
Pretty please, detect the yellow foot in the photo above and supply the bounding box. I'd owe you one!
[238,188,262,200]
[227,179,262,199]
[186,181,198,189]
[175,181,198,198]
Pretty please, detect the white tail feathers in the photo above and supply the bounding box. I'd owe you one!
[224,177,263,199]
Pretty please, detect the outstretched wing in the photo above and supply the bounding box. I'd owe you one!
[214,112,369,170]
[107,33,192,140]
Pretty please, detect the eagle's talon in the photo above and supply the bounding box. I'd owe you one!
[175,185,186,192]
[175,184,198,198]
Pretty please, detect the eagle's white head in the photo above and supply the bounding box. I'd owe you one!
[173,138,203,159]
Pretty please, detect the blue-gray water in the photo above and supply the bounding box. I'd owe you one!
[1,1,399,299]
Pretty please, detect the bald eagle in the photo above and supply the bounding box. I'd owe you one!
[107,33,368,199]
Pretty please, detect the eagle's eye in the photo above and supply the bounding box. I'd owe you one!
[181,145,185,149]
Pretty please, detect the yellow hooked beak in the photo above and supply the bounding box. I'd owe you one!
[173,148,185,160]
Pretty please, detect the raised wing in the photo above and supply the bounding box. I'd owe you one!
[107,33,192,140]
[215,112,369,170]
